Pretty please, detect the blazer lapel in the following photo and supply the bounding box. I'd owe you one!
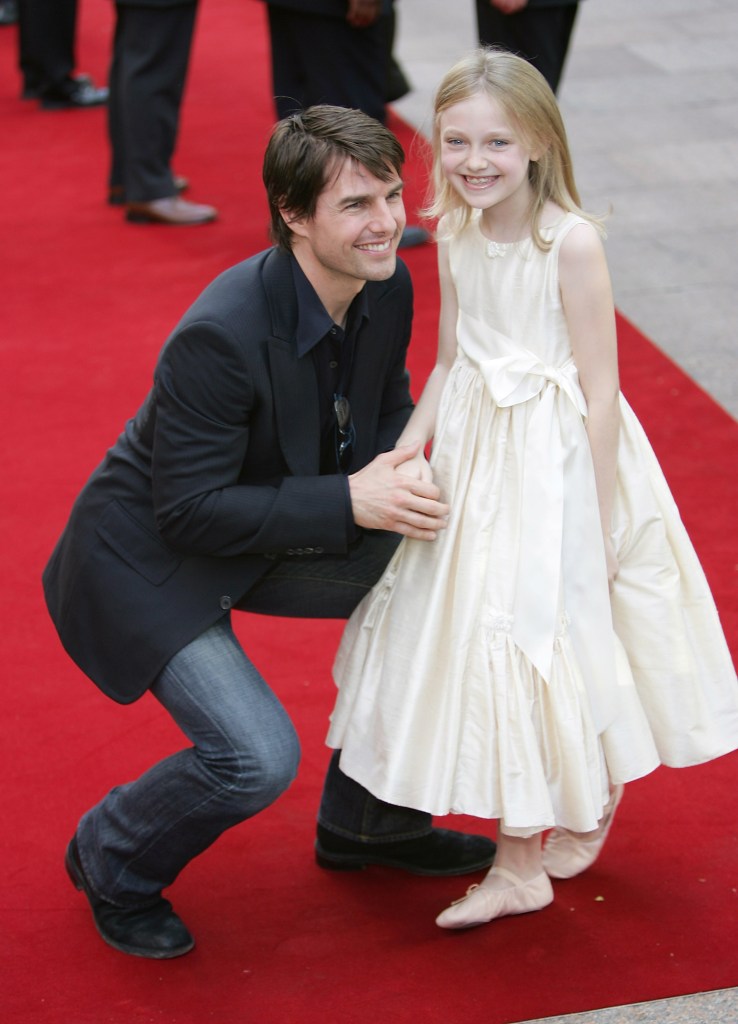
[268,338,321,476]
[262,249,321,476]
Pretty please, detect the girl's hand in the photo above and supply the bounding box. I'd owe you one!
[604,534,619,586]
[395,451,434,484]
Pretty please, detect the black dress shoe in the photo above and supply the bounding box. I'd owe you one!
[23,73,91,102]
[65,837,195,959]
[315,825,495,876]
[41,78,108,110]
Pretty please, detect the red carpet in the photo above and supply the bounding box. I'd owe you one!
[2,3,736,1022]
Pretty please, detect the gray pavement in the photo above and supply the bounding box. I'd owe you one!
[392,0,738,421]
[392,2,737,1021]
[515,988,738,1024]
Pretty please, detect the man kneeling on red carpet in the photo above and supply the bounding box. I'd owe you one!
[42,105,495,959]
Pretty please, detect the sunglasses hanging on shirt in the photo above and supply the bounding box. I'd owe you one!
[333,394,356,473]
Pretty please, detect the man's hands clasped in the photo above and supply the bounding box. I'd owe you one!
[348,441,449,541]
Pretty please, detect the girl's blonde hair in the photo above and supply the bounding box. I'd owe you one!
[426,47,604,250]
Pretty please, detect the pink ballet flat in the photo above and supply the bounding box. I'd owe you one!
[542,785,624,879]
[435,866,553,930]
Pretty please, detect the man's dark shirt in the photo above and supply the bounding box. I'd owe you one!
[291,256,369,537]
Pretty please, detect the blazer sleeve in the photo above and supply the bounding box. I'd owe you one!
[149,318,351,557]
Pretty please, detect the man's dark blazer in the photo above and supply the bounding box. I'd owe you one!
[42,247,414,705]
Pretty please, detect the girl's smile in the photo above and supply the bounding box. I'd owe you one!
[463,174,499,189]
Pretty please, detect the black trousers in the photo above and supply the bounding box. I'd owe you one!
[475,1,579,94]
[107,2,197,201]
[17,0,77,97]
[236,528,435,842]
[267,5,391,124]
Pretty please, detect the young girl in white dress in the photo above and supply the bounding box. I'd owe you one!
[326,49,738,930]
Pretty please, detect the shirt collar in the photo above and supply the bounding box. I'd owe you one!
[290,255,370,358]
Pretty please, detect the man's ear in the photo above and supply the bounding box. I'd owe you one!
[279,207,308,239]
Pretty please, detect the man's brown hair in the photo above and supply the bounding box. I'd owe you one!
[263,105,405,250]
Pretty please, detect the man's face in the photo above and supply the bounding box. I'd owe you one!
[287,158,407,293]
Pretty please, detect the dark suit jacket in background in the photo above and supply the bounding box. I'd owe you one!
[264,0,392,123]
[43,247,414,704]
[476,0,582,94]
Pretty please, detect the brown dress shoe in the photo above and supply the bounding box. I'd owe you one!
[109,175,189,207]
[125,196,217,225]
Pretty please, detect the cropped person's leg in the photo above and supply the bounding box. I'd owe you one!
[107,9,126,195]
[110,2,214,223]
[115,3,196,203]
[75,618,300,905]
[21,0,106,107]
[18,0,75,97]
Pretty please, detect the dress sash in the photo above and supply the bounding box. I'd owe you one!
[459,338,619,732]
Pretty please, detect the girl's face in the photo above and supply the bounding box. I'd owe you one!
[438,90,536,221]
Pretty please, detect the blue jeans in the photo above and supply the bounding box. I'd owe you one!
[76,531,431,905]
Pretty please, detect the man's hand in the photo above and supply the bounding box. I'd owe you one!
[489,0,529,14]
[348,442,449,540]
[346,0,382,28]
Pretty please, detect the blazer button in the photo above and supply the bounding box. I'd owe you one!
[219,595,233,610]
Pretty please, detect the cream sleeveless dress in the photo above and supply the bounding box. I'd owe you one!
[327,212,738,837]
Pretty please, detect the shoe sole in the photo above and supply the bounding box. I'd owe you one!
[65,842,195,959]
[315,843,495,877]
[110,180,188,207]
[125,211,216,225]
[40,99,107,110]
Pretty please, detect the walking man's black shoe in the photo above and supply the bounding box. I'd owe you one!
[315,825,495,876]
[65,837,195,959]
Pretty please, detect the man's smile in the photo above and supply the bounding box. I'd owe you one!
[356,239,393,252]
